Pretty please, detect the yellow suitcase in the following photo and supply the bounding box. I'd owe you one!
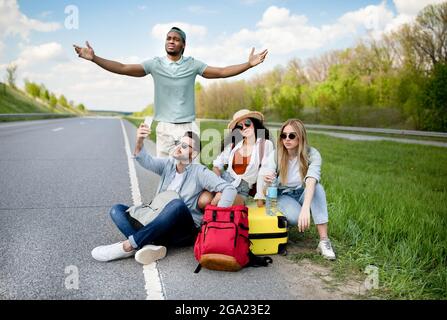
[248,206,288,255]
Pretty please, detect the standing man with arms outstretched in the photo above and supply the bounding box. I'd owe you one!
[74,27,268,157]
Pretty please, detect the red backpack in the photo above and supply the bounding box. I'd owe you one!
[194,205,250,272]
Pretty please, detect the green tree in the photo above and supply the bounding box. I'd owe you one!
[49,93,58,109]
[58,95,68,108]
[24,80,41,98]
[271,84,303,120]
[39,84,50,101]
[420,63,447,131]
[77,103,86,112]
[246,85,267,112]
[410,2,447,68]
[6,64,18,89]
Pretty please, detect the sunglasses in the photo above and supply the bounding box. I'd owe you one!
[235,119,253,131]
[174,140,195,150]
[280,132,297,140]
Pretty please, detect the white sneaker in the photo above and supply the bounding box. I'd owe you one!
[91,242,136,262]
[317,239,336,260]
[135,245,167,265]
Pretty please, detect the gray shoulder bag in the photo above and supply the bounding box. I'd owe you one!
[126,190,180,226]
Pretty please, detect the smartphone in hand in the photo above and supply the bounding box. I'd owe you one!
[144,116,153,128]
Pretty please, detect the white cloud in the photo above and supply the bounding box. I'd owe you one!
[393,0,445,16]
[10,42,66,68]
[187,0,445,67]
[151,22,208,41]
[385,0,445,33]
[17,57,154,112]
[257,6,309,29]
[0,0,60,40]
[0,0,60,61]
[138,5,147,11]
[338,2,394,32]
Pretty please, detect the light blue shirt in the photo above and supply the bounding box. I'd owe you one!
[141,56,208,123]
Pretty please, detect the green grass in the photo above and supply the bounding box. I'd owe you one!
[0,83,82,121]
[125,118,446,299]
[310,133,447,299]
[0,83,54,114]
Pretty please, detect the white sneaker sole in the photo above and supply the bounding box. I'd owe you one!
[91,243,135,262]
[135,245,167,265]
[316,247,336,260]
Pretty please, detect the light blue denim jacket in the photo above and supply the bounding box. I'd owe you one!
[258,146,322,199]
[135,147,237,227]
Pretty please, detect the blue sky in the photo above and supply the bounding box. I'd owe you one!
[0,0,443,112]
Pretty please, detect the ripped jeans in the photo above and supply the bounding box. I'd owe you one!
[277,184,329,226]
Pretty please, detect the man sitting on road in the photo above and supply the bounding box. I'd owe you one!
[91,125,237,264]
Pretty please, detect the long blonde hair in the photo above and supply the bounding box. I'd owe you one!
[277,119,309,186]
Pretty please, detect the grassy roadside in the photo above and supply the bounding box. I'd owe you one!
[124,118,446,299]
[0,83,84,121]
[313,134,446,299]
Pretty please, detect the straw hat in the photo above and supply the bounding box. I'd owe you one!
[227,109,265,130]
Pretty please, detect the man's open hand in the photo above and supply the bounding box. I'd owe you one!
[248,48,268,67]
[73,41,95,61]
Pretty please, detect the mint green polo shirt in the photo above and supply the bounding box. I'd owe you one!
[141,56,207,123]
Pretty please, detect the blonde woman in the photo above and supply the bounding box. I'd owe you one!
[259,119,336,260]
[198,109,274,208]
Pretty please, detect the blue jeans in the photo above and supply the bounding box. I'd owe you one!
[277,184,329,226]
[109,199,197,249]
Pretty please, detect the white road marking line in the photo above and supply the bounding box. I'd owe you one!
[119,119,165,300]
[143,264,165,300]
[52,127,64,132]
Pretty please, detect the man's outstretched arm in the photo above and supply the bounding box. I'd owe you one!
[202,47,268,79]
[73,41,146,77]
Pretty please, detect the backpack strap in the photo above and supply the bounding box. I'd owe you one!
[194,264,202,273]
[246,251,273,268]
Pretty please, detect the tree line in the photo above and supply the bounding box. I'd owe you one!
[4,64,87,114]
[195,3,447,131]
[23,80,86,113]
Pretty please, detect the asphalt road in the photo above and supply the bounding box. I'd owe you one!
[1,117,337,300]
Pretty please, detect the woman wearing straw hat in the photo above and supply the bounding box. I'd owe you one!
[198,109,274,208]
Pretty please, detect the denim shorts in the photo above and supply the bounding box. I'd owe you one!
[221,171,250,198]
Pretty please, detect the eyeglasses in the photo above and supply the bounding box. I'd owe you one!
[235,119,253,131]
[174,140,194,150]
[280,132,297,140]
